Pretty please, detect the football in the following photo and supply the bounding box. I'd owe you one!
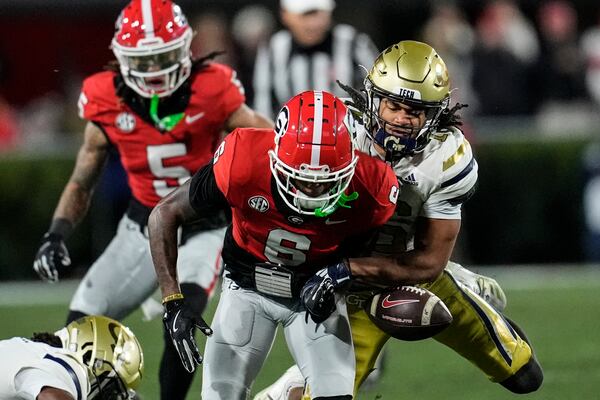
[365,286,453,341]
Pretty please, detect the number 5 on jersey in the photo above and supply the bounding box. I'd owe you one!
[147,143,191,197]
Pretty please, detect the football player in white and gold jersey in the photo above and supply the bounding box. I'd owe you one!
[0,315,143,400]
[255,40,542,400]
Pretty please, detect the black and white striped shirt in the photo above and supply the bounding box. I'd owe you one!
[253,24,378,118]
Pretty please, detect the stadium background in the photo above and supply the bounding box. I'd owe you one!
[1,0,599,398]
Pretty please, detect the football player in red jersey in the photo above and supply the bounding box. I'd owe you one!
[32,1,272,399]
[148,91,399,399]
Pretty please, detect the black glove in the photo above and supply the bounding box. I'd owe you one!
[300,260,352,324]
[162,297,213,373]
[33,232,71,282]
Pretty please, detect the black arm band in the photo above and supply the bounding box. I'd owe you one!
[48,218,74,239]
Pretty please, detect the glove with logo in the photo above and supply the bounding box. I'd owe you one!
[33,232,71,282]
[163,296,213,373]
[300,260,352,324]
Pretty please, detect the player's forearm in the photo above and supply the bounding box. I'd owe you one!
[51,125,108,234]
[348,251,445,286]
[51,182,94,234]
[148,203,182,298]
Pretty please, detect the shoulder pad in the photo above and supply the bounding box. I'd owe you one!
[78,71,119,122]
[435,128,477,190]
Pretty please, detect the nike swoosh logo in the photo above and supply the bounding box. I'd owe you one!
[325,219,347,225]
[381,295,420,308]
[172,310,181,332]
[185,112,205,124]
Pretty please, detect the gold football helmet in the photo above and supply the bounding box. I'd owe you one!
[364,40,450,159]
[58,315,144,400]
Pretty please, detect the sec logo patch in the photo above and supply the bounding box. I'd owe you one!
[116,112,136,133]
[248,196,269,213]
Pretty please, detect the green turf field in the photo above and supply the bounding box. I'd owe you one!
[1,266,599,399]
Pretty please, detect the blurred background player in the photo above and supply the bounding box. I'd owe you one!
[253,0,378,119]
[0,315,143,400]
[255,40,542,400]
[149,90,399,399]
[31,1,272,399]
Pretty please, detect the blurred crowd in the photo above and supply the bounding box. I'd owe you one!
[1,0,600,153]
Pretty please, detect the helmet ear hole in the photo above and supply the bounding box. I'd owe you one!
[82,349,93,366]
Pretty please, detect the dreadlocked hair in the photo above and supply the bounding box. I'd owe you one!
[336,80,367,112]
[104,60,120,72]
[438,102,468,130]
[30,332,63,348]
[191,50,224,71]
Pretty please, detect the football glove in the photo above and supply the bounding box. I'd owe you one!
[163,297,213,373]
[300,260,352,324]
[33,232,71,282]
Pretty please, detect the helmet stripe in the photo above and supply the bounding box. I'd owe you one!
[310,91,324,166]
[141,0,155,38]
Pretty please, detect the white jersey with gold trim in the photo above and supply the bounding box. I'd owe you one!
[355,124,478,255]
[0,337,89,400]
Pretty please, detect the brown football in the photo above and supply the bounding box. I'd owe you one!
[365,286,453,341]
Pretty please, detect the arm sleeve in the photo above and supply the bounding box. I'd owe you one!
[421,140,479,219]
[188,163,229,215]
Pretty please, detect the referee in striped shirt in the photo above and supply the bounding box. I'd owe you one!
[253,0,378,119]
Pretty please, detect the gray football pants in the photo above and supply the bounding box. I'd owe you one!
[69,214,225,320]
[201,276,355,399]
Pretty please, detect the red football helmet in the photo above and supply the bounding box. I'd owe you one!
[269,91,359,216]
[111,0,193,98]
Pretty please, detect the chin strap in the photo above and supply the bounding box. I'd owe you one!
[314,191,359,217]
[149,94,184,132]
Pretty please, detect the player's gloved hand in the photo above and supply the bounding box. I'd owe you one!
[162,296,213,373]
[300,260,352,324]
[33,232,71,282]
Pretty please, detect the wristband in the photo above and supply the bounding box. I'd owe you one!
[162,293,184,304]
[48,218,74,239]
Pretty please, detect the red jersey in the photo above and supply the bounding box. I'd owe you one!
[212,128,399,269]
[78,63,245,207]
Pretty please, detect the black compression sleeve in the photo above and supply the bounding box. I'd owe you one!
[188,163,229,215]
